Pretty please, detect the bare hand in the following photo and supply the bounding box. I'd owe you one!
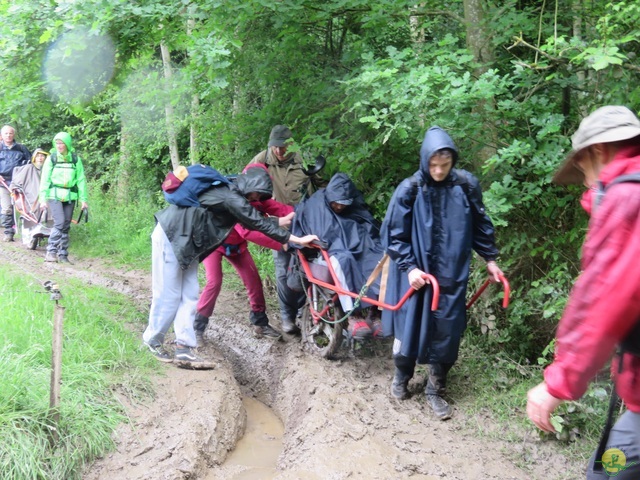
[408,268,427,290]
[278,212,295,228]
[526,382,564,433]
[486,262,504,283]
[289,234,319,247]
[81,202,88,210]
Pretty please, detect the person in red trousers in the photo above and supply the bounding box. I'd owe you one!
[194,164,294,344]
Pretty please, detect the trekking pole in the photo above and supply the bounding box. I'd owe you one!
[466,274,510,310]
[44,280,64,444]
[71,207,88,224]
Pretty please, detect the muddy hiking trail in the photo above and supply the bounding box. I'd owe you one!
[0,243,584,480]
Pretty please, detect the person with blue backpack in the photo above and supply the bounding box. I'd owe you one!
[142,164,317,369]
[194,164,296,344]
[527,106,640,479]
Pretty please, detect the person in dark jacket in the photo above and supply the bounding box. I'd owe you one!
[143,166,317,368]
[194,164,295,344]
[291,172,385,338]
[381,126,503,419]
[0,125,31,242]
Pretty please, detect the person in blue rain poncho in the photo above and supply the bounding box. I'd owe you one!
[291,173,385,339]
[381,126,503,419]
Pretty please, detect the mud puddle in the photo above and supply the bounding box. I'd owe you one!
[211,396,283,480]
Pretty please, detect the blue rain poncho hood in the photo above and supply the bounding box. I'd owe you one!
[419,126,459,182]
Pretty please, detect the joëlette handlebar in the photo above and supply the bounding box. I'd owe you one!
[297,243,439,312]
[465,274,510,310]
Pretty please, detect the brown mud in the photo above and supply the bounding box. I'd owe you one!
[0,243,584,479]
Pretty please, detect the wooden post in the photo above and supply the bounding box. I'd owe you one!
[49,304,65,418]
[45,281,64,444]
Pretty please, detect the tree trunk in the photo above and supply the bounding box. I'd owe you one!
[187,9,199,165]
[190,94,199,165]
[463,0,494,74]
[160,40,181,170]
[116,127,131,202]
[463,0,497,165]
[409,3,426,130]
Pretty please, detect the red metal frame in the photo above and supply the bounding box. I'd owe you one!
[11,188,40,224]
[296,247,440,323]
[465,274,510,309]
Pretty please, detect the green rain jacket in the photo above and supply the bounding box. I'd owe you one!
[39,132,88,203]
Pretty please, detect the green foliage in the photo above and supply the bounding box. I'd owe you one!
[69,185,159,269]
[451,344,611,462]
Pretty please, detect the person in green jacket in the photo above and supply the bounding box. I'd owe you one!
[39,132,88,263]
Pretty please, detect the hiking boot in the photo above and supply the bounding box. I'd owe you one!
[281,317,300,335]
[366,309,383,338]
[194,313,210,332]
[195,330,206,347]
[44,252,58,262]
[57,256,71,264]
[174,347,216,370]
[426,394,452,420]
[253,324,283,340]
[348,317,373,340]
[3,233,14,242]
[145,343,173,363]
[390,369,411,400]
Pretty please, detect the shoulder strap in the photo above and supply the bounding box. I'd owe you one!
[608,172,640,187]
[595,173,640,209]
[409,173,423,205]
[452,168,472,198]
[50,152,78,166]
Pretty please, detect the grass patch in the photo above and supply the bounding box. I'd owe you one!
[446,336,612,471]
[70,185,161,270]
[0,261,157,479]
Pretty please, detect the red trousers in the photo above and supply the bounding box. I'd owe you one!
[196,242,266,317]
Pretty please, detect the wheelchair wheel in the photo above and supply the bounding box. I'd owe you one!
[300,288,345,359]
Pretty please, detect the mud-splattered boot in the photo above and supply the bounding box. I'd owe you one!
[281,317,300,335]
[426,363,453,420]
[390,369,412,400]
[194,313,209,347]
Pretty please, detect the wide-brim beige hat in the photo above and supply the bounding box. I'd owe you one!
[553,106,640,185]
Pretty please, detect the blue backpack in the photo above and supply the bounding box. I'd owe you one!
[163,164,230,207]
